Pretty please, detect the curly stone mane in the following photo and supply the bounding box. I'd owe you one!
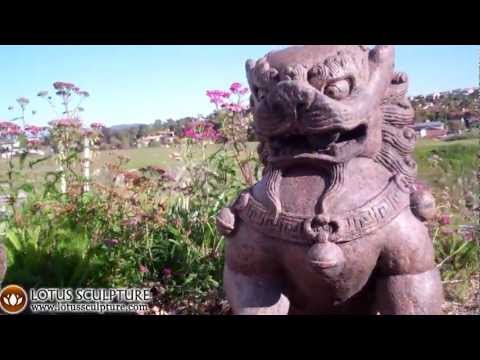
[375,72,418,188]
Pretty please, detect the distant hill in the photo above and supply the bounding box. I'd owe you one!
[409,87,479,123]
[108,124,148,133]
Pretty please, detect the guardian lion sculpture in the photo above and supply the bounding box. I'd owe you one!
[216,45,444,315]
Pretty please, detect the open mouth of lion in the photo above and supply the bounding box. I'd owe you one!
[267,124,368,165]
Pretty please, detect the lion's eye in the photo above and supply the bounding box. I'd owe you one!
[324,79,351,100]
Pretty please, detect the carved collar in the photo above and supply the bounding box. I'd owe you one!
[234,174,411,245]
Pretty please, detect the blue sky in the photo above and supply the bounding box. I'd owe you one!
[0,45,478,127]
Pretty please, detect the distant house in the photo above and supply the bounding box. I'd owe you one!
[465,88,476,95]
[0,139,20,159]
[463,113,480,129]
[447,115,465,135]
[0,138,46,159]
[137,130,175,147]
[410,121,446,139]
[466,117,480,128]
[423,128,448,139]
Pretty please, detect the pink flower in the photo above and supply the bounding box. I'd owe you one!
[182,120,219,142]
[206,90,231,107]
[53,81,76,90]
[222,103,246,113]
[229,82,242,93]
[438,214,451,226]
[91,122,105,130]
[139,265,149,274]
[229,82,250,95]
[239,87,249,95]
[105,239,119,247]
[0,121,23,137]
[206,90,230,99]
[27,139,42,147]
[24,125,44,136]
[162,268,172,278]
[53,82,65,90]
[49,118,82,129]
[0,121,17,129]
[210,97,225,106]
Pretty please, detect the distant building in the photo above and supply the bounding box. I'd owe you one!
[466,117,480,129]
[0,139,20,159]
[137,130,175,147]
[1,137,46,159]
[410,121,446,139]
[423,128,448,139]
[446,113,466,134]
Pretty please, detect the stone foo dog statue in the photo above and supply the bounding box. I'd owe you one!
[216,45,445,315]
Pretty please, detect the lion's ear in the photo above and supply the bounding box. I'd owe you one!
[245,59,256,88]
[369,45,395,68]
[366,45,395,96]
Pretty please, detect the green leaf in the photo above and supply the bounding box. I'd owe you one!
[19,183,34,194]
[29,155,52,169]
[5,230,22,252]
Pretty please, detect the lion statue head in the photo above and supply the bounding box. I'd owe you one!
[247,45,416,182]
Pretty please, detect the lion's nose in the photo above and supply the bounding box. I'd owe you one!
[268,81,317,118]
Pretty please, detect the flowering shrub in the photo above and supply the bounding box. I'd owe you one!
[206,90,230,108]
[205,82,260,186]
[182,120,219,142]
[1,80,237,311]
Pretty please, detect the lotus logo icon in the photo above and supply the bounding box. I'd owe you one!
[0,285,28,314]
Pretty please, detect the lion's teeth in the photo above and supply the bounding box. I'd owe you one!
[328,144,338,155]
[331,132,341,143]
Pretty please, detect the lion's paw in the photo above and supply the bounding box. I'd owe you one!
[216,207,236,236]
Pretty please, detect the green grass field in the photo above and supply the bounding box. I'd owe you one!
[1,138,478,187]
[414,138,479,189]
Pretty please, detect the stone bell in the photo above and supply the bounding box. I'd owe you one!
[304,215,345,278]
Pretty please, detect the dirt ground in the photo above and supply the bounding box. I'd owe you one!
[443,275,479,315]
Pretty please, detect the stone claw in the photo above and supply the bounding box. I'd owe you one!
[216,207,236,236]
